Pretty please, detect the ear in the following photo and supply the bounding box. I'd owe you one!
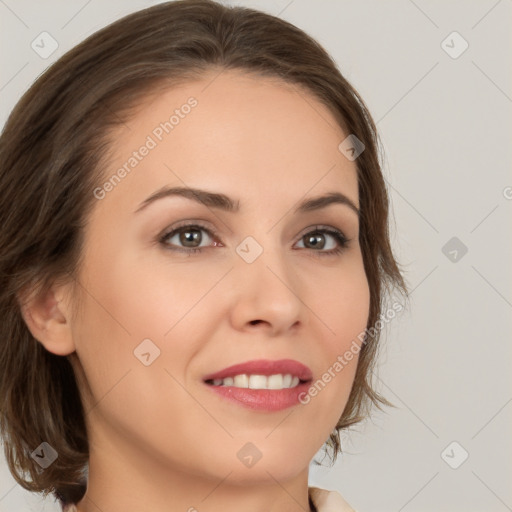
[18,281,76,356]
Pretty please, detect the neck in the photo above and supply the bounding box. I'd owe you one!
[75,425,314,512]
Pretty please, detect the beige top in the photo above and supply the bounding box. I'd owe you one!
[62,486,357,511]
[309,486,357,511]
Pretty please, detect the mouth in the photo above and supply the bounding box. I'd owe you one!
[202,359,313,411]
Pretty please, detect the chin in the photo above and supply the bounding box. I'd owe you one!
[211,438,314,484]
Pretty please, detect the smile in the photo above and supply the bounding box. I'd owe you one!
[202,359,313,411]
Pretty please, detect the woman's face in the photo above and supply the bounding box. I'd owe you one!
[66,69,369,484]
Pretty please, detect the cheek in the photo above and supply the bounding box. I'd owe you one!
[303,256,369,417]
[72,248,222,378]
[314,255,370,350]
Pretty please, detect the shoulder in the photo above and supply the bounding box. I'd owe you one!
[61,504,78,512]
[309,486,358,512]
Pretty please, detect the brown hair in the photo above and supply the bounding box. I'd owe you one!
[0,0,408,506]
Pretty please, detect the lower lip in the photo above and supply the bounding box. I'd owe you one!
[204,382,311,411]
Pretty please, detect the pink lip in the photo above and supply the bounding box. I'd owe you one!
[203,359,313,412]
[206,385,312,411]
[202,358,313,382]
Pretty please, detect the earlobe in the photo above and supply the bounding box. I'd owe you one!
[18,283,76,356]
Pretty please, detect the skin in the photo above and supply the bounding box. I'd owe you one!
[22,69,368,512]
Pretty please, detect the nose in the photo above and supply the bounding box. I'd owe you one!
[228,242,306,336]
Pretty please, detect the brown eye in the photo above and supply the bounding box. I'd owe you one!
[303,232,328,250]
[295,226,350,257]
[159,223,219,254]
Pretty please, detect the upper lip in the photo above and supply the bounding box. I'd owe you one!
[203,359,313,382]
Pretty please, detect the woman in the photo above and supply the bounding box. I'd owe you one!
[0,1,408,511]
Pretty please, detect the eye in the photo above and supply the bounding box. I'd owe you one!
[295,226,350,257]
[159,222,220,254]
[158,222,350,256]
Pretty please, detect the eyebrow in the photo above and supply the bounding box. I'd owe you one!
[134,186,360,217]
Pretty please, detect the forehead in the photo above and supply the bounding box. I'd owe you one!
[94,69,359,218]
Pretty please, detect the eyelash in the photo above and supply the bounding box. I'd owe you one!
[158,221,351,258]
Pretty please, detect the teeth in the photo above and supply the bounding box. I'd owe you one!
[267,374,283,389]
[209,373,302,390]
[233,374,249,388]
[249,375,267,389]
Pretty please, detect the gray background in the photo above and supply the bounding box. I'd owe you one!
[1,1,511,511]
